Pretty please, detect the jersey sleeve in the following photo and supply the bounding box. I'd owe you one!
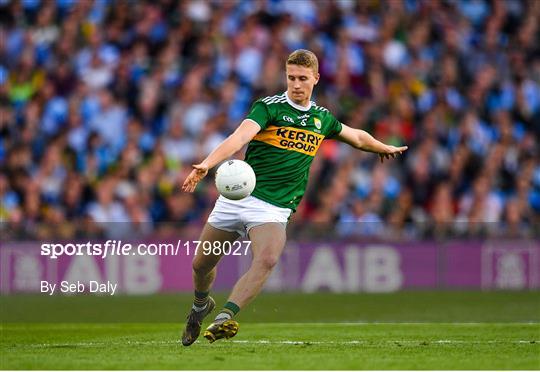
[245,101,271,130]
[325,112,343,139]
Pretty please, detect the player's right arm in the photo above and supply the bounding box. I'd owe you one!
[182,119,261,193]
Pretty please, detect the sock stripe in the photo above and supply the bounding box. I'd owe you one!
[224,301,240,315]
[193,291,209,312]
[222,309,234,317]
[194,297,209,305]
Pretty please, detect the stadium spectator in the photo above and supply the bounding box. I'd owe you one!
[1,0,538,239]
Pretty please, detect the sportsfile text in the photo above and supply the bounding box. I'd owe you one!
[40,240,252,259]
[42,240,135,259]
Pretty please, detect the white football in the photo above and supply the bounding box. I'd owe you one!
[215,160,256,200]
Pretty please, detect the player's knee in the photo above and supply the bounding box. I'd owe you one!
[254,251,279,271]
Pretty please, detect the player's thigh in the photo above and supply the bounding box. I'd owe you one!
[193,223,240,271]
[247,222,287,270]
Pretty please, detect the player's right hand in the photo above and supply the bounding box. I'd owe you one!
[182,163,209,192]
[378,145,408,163]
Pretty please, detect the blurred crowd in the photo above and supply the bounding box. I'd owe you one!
[1,0,539,240]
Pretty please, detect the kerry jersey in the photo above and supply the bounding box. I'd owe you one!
[244,92,343,212]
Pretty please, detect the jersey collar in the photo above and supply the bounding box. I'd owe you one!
[284,91,312,111]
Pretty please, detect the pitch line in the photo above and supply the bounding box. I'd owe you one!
[229,340,539,345]
[2,322,538,330]
[245,322,540,325]
[14,339,539,348]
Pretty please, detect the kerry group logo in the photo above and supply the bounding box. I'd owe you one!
[252,125,325,156]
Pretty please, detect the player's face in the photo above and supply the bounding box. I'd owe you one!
[286,64,319,107]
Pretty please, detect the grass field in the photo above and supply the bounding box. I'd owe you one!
[1,292,539,370]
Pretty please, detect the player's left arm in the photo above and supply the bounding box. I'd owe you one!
[335,124,408,162]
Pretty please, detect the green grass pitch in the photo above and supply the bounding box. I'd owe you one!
[1,292,539,370]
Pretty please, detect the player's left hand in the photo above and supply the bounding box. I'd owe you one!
[379,145,408,163]
[182,163,209,192]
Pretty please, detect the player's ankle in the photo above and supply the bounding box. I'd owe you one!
[215,301,240,321]
[192,290,210,312]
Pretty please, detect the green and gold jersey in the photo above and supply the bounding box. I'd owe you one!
[244,92,343,212]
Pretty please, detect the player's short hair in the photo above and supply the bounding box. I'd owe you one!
[286,49,319,74]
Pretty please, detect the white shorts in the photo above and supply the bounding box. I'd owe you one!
[207,195,292,237]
